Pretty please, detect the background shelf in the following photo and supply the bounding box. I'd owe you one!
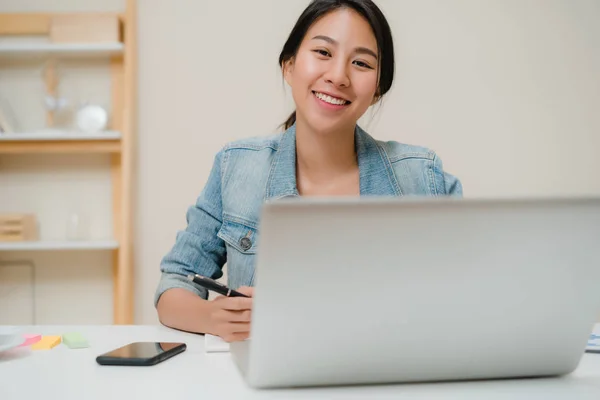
[0,130,122,141]
[0,240,119,251]
[0,37,124,58]
[0,130,122,153]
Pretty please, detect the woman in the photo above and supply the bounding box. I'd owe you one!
[156,0,462,342]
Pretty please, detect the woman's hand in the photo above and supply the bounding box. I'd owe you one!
[207,286,254,342]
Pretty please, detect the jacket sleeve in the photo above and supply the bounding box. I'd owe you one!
[154,150,227,306]
[433,154,463,196]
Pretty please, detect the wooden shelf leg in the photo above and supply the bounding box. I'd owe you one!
[110,0,137,325]
[108,0,136,325]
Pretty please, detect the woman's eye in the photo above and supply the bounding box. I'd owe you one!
[353,60,373,69]
[314,49,330,57]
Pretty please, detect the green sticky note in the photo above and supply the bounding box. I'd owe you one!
[62,332,89,349]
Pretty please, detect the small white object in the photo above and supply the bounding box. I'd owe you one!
[76,104,107,133]
[205,334,230,353]
[66,212,87,241]
[44,95,69,111]
[0,326,21,336]
[0,334,24,353]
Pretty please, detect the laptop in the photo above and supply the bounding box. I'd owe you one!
[230,197,600,389]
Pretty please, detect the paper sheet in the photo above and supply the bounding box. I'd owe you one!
[62,332,89,349]
[205,334,230,353]
[31,335,61,350]
[587,333,600,351]
[19,334,41,347]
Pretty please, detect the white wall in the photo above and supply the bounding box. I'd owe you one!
[1,0,599,325]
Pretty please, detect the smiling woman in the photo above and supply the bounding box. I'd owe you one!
[155,0,463,343]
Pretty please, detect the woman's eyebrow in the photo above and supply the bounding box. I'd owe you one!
[312,35,337,45]
[311,35,378,60]
[355,46,378,60]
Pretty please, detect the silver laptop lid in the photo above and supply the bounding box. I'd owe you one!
[233,197,600,388]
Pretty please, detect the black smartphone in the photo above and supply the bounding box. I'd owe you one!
[96,342,186,366]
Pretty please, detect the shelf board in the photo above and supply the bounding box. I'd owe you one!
[0,37,124,58]
[0,130,122,141]
[0,130,122,154]
[0,240,119,251]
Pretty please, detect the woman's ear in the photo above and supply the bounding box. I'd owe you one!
[283,58,294,87]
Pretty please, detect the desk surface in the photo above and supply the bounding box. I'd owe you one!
[1,324,600,400]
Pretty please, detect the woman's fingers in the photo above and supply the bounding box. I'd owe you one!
[229,322,250,333]
[236,286,254,297]
[209,288,253,342]
[214,309,251,323]
[214,321,250,340]
[219,296,253,311]
[229,310,252,322]
[222,330,251,343]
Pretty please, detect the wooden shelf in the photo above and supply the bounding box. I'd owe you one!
[0,130,122,141]
[0,38,124,58]
[0,140,121,154]
[0,240,119,251]
[0,131,122,154]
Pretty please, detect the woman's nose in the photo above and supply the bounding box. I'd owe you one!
[324,60,350,88]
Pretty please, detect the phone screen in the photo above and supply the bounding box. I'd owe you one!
[102,342,173,358]
[97,342,186,366]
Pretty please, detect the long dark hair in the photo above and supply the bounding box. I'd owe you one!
[279,0,395,130]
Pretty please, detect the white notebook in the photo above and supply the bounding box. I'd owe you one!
[204,334,230,353]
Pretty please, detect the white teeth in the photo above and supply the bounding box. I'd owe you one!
[314,92,348,106]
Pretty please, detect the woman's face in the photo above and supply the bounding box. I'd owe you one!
[284,8,380,134]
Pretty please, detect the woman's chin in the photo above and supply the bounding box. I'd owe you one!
[302,115,355,136]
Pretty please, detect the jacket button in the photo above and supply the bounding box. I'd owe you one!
[240,237,252,251]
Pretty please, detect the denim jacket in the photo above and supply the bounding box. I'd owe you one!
[154,124,462,305]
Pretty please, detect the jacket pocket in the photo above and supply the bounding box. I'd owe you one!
[217,215,258,255]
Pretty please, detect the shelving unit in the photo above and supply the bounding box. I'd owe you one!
[0,1,137,324]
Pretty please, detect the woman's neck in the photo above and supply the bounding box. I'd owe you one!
[294,116,358,188]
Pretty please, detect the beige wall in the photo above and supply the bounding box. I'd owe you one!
[137,0,600,324]
[1,0,599,325]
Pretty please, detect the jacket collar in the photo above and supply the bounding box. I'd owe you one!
[265,124,401,200]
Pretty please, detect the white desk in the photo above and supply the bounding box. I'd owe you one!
[1,325,600,400]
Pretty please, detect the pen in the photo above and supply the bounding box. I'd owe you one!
[186,274,250,298]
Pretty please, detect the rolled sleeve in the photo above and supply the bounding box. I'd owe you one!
[433,154,463,196]
[154,272,209,307]
[444,172,463,196]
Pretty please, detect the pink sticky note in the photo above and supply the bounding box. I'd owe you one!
[19,334,42,347]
